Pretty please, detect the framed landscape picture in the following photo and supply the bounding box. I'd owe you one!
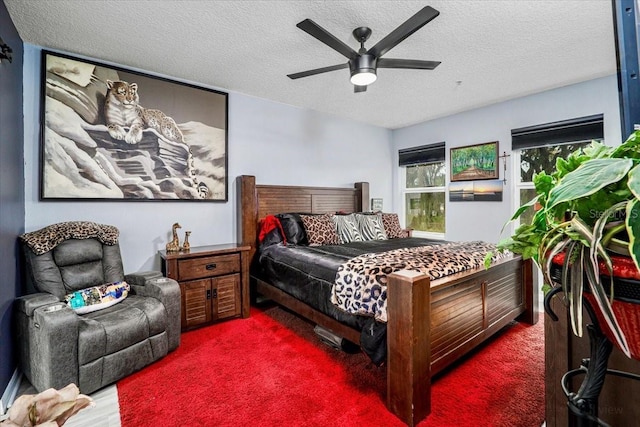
[450,141,499,182]
[40,50,228,201]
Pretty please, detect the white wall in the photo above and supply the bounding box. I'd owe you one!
[23,42,623,270]
[23,44,393,272]
[391,75,622,244]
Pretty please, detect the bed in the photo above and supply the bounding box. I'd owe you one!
[236,175,537,426]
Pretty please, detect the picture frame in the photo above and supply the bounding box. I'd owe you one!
[40,50,229,201]
[371,198,383,211]
[450,141,499,182]
[449,179,503,202]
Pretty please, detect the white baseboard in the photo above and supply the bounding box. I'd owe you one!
[0,369,22,416]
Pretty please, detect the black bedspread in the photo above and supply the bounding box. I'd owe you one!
[253,237,443,364]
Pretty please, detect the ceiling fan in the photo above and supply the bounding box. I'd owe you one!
[287,5,441,93]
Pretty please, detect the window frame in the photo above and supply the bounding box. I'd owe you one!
[401,161,446,240]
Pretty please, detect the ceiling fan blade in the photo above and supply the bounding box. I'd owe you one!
[378,58,441,70]
[297,19,358,59]
[354,85,367,93]
[367,6,439,58]
[287,63,349,79]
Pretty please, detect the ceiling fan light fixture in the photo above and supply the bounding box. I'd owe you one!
[350,69,377,86]
[349,54,377,86]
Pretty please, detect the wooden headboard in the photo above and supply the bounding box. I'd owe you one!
[236,175,369,259]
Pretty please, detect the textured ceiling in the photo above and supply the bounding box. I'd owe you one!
[4,0,617,129]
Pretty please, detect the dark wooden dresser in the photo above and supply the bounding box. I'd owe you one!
[159,243,250,331]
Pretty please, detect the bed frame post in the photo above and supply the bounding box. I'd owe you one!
[386,270,431,427]
[354,182,369,211]
[237,175,258,258]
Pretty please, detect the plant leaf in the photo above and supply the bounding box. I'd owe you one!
[499,195,540,235]
[583,261,631,358]
[510,195,539,223]
[589,203,627,279]
[541,235,570,290]
[567,245,584,338]
[626,199,640,274]
[611,129,640,158]
[547,158,633,210]
[568,216,596,249]
[628,164,640,199]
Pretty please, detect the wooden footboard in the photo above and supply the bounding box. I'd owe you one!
[236,175,537,426]
[386,256,535,426]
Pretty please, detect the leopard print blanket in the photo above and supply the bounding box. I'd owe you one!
[331,241,510,322]
[20,221,119,255]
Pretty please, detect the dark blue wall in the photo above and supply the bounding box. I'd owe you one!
[0,1,24,393]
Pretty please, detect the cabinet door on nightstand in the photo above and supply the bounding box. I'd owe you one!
[181,279,212,329]
[212,273,241,320]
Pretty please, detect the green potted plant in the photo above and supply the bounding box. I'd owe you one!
[497,130,640,360]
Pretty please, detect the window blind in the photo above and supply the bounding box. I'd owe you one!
[398,142,445,166]
[511,114,604,150]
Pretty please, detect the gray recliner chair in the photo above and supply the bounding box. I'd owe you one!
[15,221,181,394]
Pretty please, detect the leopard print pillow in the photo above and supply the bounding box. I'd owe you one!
[20,221,120,255]
[379,213,406,239]
[300,214,339,246]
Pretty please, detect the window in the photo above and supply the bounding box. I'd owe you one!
[511,114,604,225]
[516,144,591,224]
[399,143,446,237]
[511,115,605,308]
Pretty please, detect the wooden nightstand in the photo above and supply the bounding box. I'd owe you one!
[159,243,250,331]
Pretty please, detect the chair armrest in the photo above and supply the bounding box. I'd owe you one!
[125,271,181,351]
[14,295,80,392]
[124,270,163,286]
[15,293,61,317]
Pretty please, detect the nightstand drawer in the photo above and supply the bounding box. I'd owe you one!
[178,253,240,281]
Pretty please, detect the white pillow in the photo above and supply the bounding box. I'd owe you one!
[64,281,130,314]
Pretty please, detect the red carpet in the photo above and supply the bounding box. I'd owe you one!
[118,306,544,426]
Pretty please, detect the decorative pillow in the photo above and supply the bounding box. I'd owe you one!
[300,214,339,246]
[355,213,387,241]
[380,213,405,239]
[64,281,130,314]
[331,213,363,244]
[275,213,309,245]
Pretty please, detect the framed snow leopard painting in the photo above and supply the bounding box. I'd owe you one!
[39,50,229,201]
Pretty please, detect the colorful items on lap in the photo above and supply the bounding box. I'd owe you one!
[65,281,130,314]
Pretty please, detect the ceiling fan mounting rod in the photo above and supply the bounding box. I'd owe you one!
[352,26,372,50]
